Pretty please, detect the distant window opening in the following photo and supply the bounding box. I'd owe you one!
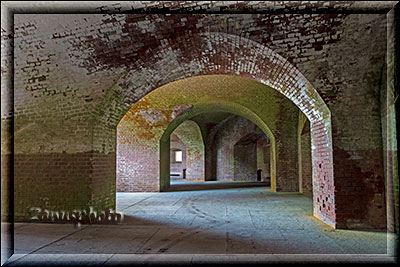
[174,150,183,163]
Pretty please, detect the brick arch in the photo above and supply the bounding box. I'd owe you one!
[158,100,277,192]
[169,120,205,182]
[201,114,272,183]
[94,32,334,227]
[94,32,329,129]
[233,132,268,182]
[124,33,327,117]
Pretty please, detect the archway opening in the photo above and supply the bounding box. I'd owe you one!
[164,112,274,190]
[159,106,277,192]
[115,74,331,227]
[233,133,270,183]
[170,136,186,180]
[169,120,205,184]
[298,114,313,195]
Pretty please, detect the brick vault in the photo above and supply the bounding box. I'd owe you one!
[1,2,399,262]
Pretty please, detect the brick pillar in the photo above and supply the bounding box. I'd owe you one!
[274,96,299,192]
[311,119,336,228]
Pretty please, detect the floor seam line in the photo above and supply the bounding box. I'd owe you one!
[120,195,154,211]
[248,210,256,229]
[12,225,89,262]
[134,227,161,254]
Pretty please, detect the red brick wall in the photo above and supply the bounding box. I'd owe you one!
[301,122,313,193]
[256,137,270,181]
[14,152,93,220]
[116,124,160,192]
[172,120,205,181]
[274,97,301,192]
[311,120,335,227]
[170,134,186,178]
[233,142,258,181]
[205,115,236,181]
[7,2,395,230]
[91,152,116,210]
[212,116,265,181]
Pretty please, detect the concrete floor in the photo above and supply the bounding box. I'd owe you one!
[4,180,398,265]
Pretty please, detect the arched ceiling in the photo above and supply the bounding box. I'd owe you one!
[120,74,301,142]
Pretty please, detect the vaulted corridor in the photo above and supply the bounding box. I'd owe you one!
[2,1,399,266]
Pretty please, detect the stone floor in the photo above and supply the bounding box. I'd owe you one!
[4,180,398,265]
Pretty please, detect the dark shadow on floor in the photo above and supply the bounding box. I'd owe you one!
[165,181,269,192]
[9,215,311,257]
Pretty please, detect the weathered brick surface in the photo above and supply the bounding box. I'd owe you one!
[300,121,313,193]
[204,114,237,181]
[310,13,388,229]
[170,134,187,178]
[4,1,397,230]
[311,120,335,226]
[116,76,299,192]
[212,116,265,181]
[209,113,298,187]
[172,120,205,181]
[91,152,116,211]
[274,94,301,192]
[256,137,270,181]
[14,152,93,220]
[118,117,204,190]
[234,142,258,181]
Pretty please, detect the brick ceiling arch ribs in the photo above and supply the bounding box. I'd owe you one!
[115,70,333,228]
[102,25,335,228]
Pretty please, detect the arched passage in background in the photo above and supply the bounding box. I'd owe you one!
[298,112,313,194]
[95,32,334,227]
[203,114,272,183]
[169,134,186,179]
[256,136,271,184]
[233,132,269,182]
[158,101,277,191]
[169,120,205,182]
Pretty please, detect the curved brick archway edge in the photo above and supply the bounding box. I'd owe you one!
[117,80,279,193]
[158,101,278,193]
[93,32,335,227]
[169,120,205,182]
